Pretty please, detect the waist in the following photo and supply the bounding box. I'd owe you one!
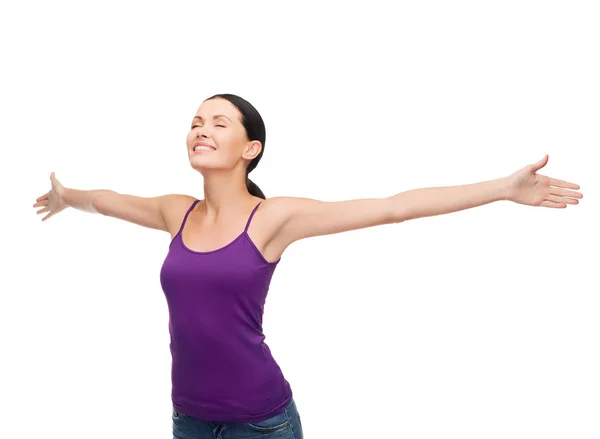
[170,342,292,422]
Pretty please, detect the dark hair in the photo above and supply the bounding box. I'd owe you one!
[204,93,266,199]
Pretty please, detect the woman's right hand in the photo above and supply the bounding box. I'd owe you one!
[33,172,69,222]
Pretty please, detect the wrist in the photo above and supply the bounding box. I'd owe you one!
[60,187,73,207]
[495,177,513,202]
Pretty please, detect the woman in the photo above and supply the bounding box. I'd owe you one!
[33,93,582,439]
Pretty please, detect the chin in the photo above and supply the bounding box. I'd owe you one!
[190,160,219,172]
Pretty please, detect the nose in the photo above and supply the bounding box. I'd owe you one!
[195,124,212,139]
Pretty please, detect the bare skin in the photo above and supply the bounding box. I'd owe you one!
[33,98,583,265]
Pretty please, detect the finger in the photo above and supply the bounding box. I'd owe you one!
[549,187,583,199]
[37,206,50,215]
[33,200,48,208]
[540,174,580,190]
[540,200,566,208]
[36,193,49,202]
[41,212,53,222]
[546,194,578,205]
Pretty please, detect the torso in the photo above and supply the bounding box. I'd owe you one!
[159,195,292,421]
[163,195,285,264]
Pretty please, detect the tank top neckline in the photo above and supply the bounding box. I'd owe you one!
[174,199,281,265]
[178,230,245,255]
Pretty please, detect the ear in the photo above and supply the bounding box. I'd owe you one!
[243,140,262,160]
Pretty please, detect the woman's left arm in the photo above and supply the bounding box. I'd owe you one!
[388,154,582,220]
[268,155,583,246]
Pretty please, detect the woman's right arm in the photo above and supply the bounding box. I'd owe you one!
[62,188,174,232]
[35,173,194,232]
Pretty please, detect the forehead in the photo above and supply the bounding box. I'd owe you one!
[195,98,239,120]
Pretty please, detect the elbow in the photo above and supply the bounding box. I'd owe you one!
[91,190,118,215]
[385,196,410,224]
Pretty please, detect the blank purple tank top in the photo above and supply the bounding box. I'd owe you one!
[159,199,292,423]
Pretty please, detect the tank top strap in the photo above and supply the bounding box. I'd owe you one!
[177,199,201,236]
[244,201,263,234]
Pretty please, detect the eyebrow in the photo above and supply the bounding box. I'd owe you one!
[192,115,232,122]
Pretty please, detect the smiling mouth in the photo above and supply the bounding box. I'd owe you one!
[193,146,216,152]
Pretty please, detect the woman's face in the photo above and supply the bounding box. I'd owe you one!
[187,98,260,172]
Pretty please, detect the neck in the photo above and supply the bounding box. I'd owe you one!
[200,170,255,217]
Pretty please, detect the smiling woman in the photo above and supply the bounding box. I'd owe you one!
[185,95,267,201]
[33,93,582,439]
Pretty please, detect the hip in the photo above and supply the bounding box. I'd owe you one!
[172,395,303,439]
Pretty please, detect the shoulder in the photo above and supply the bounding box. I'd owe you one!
[252,197,304,242]
[254,196,297,223]
[160,194,199,212]
[158,194,200,235]
[258,196,319,218]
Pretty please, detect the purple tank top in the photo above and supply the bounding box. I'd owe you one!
[159,199,292,423]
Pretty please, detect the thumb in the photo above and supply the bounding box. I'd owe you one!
[50,172,60,185]
[530,154,548,173]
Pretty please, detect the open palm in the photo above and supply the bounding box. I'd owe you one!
[506,155,582,208]
[33,172,68,221]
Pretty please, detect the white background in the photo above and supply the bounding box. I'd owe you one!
[2,1,598,438]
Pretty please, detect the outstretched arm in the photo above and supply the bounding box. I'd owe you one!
[388,155,581,220]
[268,155,582,247]
[33,172,191,232]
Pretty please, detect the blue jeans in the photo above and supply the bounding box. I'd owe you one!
[172,396,303,439]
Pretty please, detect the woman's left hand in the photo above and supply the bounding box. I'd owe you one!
[505,155,583,208]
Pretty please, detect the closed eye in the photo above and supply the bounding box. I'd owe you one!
[190,124,226,129]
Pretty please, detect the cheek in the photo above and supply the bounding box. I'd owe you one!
[214,131,236,148]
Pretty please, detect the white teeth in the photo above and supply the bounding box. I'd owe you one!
[194,146,215,152]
